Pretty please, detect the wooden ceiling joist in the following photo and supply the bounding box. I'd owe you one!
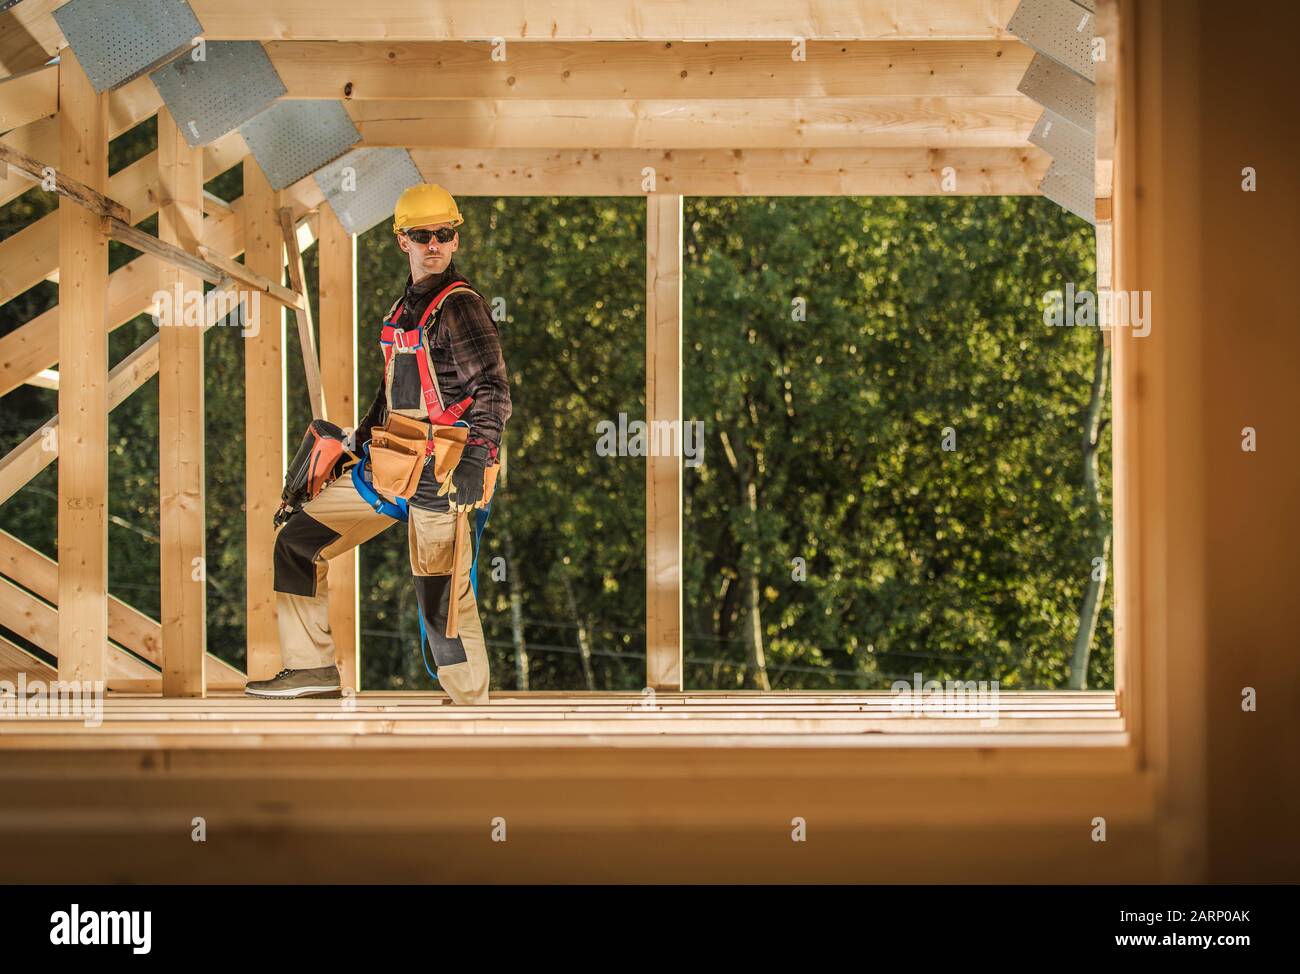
[349,97,1039,150]
[190,0,1019,42]
[269,40,1032,101]
[408,146,1050,196]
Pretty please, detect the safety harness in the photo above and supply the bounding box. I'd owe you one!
[359,279,497,682]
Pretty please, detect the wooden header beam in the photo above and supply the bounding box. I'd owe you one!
[269,40,1031,101]
[190,0,1019,41]
[410,146,1050,196]
[349,97,1039,150]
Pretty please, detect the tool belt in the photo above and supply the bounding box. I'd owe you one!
[373,280,501,502]
[275,419,353,527]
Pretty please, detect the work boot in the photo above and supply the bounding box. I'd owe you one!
[244,665,342,699]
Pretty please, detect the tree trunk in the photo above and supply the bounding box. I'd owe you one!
[719,428,770,691]
[1069,330,1111,690]
[562,569,596,690]
[497,444,529,690]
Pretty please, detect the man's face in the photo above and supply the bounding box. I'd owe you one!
[397,221,459,280]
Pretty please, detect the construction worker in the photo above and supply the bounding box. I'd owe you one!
[246,183,512,703]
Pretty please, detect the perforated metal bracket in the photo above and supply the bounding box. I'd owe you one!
[53,0,202,92]
[240,101,361,192]
[1040,161,1095,225]
[1008,0,1097,82]
[150,41,286,147]
[1029,108,1094,180]
[314,148,424,236]
[1018,52,1095,134]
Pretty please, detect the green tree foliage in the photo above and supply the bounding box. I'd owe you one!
[683,196,1110,689]
[0,118,1108,690]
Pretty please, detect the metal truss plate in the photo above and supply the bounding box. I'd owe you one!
[240,100,361,191]
[314,148,424,236]
[53,0,201,92]
[150,41,286,147]
[1040,160,1095,225]
[1029,108,1094,180]
[1009,0,1097,82]
[1017,52,1095,134]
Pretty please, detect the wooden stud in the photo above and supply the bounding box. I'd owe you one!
[278,206,327,420]
[318,203,360,691]
[645,193,683,692]
[55,49,109,687]
[242,160,287,682]
[157,109,207,698]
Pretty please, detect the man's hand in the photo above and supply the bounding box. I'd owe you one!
[440,443,489,513]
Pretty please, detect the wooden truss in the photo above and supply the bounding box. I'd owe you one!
[0,0,1116,699]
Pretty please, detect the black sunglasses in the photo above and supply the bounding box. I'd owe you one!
[403,227,457,245]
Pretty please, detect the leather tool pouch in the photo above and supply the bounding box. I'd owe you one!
[368,413,429,499]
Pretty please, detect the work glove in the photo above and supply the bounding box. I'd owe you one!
[438,443,489,513]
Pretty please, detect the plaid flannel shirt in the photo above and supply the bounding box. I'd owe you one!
[357,262,512,465]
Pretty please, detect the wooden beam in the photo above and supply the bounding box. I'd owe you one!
[0,0,64,78]
[278,206,326,420]
[0,74,164,208]
[0,530,245,689]
[0,577,157,683]
[318,203,360,690]
[645,193,682,692]
[0,133,243,304]
[0,139,130,221]
[157,109,207,698]
[349,96,1040,149]
[0,633,55,684]
[272,39,1031,100]
[195,1,1019,41]
[104,216,223,283]
[409,146,1051,196]
[242,160,286,682]
[56,49,108,686]
[0,63,56,132]
[197,244,307,311]
[0,186,319,399]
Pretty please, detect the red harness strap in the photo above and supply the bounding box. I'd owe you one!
[380,282,476,447]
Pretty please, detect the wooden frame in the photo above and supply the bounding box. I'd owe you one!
[0,0,1252,887]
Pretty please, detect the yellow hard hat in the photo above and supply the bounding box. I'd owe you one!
[393,183,464,232]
